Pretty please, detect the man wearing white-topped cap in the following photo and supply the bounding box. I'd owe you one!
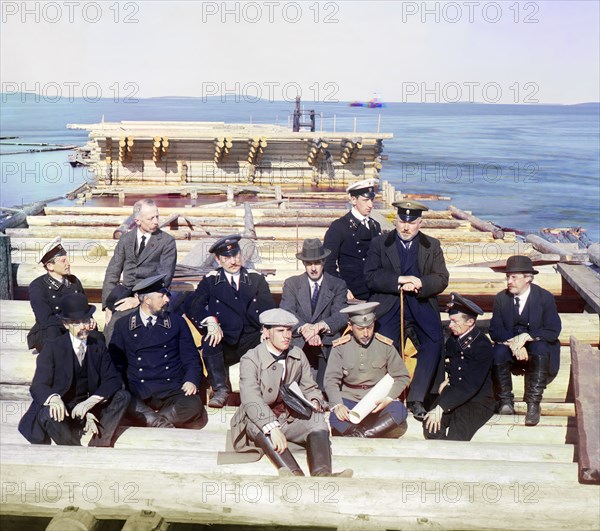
[27,237,86,352]
[323,178,382,301]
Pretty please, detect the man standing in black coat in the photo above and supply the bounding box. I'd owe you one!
[19,293,130,446]
[184,235,276,408]
[423,293,494,441]
[27,237,86,352]
[489,255,562,426]
[364,200,449,420]
[323,179,382,300]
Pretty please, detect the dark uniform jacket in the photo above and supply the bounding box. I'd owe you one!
[27,273,85,350]
[364,231,449,318]
[109,310,201,400]
[102,228,177,309]
[280,272,348,349]
[184,267,275,345]
[323,211,382,299]
[437,327,494,413]
[19,331,122,444]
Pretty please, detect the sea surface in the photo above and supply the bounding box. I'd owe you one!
[1,95,598,242]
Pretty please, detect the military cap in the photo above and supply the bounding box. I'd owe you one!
[58,293,95,321]
[39,236,67,265]
[296,238,331,261]
[209,234,241,257]
[340,301,380,326]
[447,292,483,318]
[259,308,299,327]
[132,274,170,295]
[503,255,539,275]
[346,179,378,199]
[392,200,429,222]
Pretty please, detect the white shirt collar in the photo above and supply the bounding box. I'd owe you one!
[137,228,152,245]
[266,343,287,379]
[351,207,369,224]
[139,307,156,326]
[69,335,86,355]
[308,275,324,290]
[514,286,531,314]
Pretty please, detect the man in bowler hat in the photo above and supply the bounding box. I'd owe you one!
[280,238,348,388]
[184,235,275,407]
[489,256,561,426]
[19,293,130,446]
[423,293,494,441]
[364,200,449,420]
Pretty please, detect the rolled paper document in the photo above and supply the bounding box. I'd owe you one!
[348,373,394,425]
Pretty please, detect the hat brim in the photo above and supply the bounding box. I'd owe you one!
[295,248,331,261]
[503,267,539,275]
[58,305,96,321]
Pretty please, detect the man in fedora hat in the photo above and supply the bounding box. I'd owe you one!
[364,200,449,421]
[489,255,561,426]
[280,238,348,389]
[27,237,86,352]
[185,235,275,408]
[230,308,352,478]
[324,302,410,438]
[19,293,130,446]
[323,179,382,301]
[423,293,494,441]
[110,275,207,429]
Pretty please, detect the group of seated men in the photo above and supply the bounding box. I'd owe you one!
[19,188,562,476]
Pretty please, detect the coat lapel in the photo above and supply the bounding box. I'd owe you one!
[384,235,402,274]
[137,231,160,266]
[312,275,333,319]
[299,275,313,320]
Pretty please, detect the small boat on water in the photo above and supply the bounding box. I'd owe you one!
[67,147,92,167]
[350,97,385,108]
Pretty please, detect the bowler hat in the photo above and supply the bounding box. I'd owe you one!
[295,238,331,261]
[58,293,95,321]
[504,255,539,275]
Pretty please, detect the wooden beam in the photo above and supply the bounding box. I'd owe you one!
[557,263,600,314]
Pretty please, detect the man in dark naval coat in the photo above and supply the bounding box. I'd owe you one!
[27,237,86,352]
[323,179,382,300]
[110,275,207,429]
[364,200,449,421]
[423,293,494,441]
[19,293,130,446]
[184,235,276,408]
[489,255,561,426]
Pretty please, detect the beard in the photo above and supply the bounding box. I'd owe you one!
[155,304,169,318]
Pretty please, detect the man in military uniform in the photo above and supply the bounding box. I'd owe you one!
[324,302,410,438]
[230,308,353,477]
[423,293,494,441]
[109,275,207,429]
[19,293,130,446]
[27,237,86,352]
[280,238,348,389]
[184,235,275,408]
[489,255,561,426]
[364,200,449,421]
[323,179,382,300]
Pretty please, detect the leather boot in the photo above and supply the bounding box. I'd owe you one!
[344,425,365,437]
[525,354,549,426]
[203,355,230,408]
[492,362,515,415]
[407,401,427,421]
[306,430,353,478]
[127,397,174,428]
[362,414,399,438]
[252,431,305,476]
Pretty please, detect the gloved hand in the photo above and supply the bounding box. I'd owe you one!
[83,413,99,436]
[48,395,67,422]
[72,396,103,419]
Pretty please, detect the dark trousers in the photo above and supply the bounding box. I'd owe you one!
[330,397,408,435]
[129,391,207,429]
[36,389,130,446]
[423,401,494,441]
[202,330,262,366]
[492,341,557,383]
[303,344,331,392]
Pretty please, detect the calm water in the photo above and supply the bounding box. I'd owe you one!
[1,95,598,241]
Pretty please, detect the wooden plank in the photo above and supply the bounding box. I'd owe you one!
[557,263,600,314]
[570,337,600,484]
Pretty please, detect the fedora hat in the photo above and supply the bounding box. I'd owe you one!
[295,238,331,261]
[57,293,96,321]
[504,255,539,275]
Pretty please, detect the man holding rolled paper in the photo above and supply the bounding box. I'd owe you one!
[324,302,410,438]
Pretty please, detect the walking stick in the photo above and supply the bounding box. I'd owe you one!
[400,289,405,362]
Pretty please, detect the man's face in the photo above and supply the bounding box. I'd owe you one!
[267,326,292,352]
[216,251,242,274]
[46,255,71,277]
[135,204,160,234]
[448,313,475,337]
[351,322,375,346]
[506,273,531,296]
[303,260,325,281]
[350,195,374,217]
[142,292,170,317]
[64,319,92,340]
[395,217,422,241]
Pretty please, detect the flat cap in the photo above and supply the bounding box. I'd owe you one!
[447,292,483,318]
[132,274,170,295]
[392,200,429,222]
[209,234,241,257]
[340,301,380,326]
[259,308,299,327]
[346,179,378,199]
[39,236,67,265]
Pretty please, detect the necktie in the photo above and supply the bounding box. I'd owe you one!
[311,281,320,311]
[138,235,146,255]
[146,316,154,328]
[76,343,86,366]
[230,276,237,291]
[514,297,520,318]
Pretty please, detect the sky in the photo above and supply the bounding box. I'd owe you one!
[1,0,599,104]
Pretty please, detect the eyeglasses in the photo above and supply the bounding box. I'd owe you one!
[65,319,92,326]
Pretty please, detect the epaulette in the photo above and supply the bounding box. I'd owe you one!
[332,334,352,347]
[205,270,219,277]
[375,333,393,346]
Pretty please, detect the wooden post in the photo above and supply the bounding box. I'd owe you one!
[46,506,98,531]
[226,186,234,205]
[243,203,256,239]
[0,235,13,300]
[118,191,125,206]
[122,510,170,531]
